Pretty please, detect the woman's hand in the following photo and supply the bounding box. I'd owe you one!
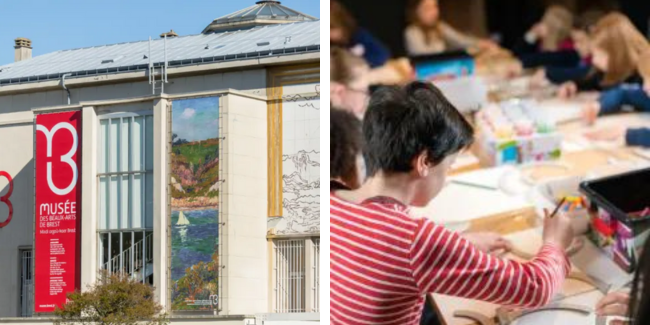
[582,102,602,125]
[557,82,578,99]
[463,232,512,254]
[595,291,630,323]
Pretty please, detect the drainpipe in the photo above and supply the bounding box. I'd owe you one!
[61,73,72,105]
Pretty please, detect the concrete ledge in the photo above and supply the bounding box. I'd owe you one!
[28,88,267,114]
[0,53,319,96]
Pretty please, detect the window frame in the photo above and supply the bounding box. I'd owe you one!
[271,236,320,313]
[18,247,33,317]
[96,110,154,281]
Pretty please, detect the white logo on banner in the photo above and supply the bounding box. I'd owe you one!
[36,122,78,196]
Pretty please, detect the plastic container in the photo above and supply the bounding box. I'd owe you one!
[579,168,650,272]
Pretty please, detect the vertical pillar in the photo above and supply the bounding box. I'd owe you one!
[153,98,169,308]
[80,106,97,289]
[304,239,314,313]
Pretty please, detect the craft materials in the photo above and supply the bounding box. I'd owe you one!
[453,310,496,325]
[549,197,567,219]
[496,303,592,325]
[449,180,499,191]
[520,162,572,185]
[476,99,562,166]
[580,168,650,272]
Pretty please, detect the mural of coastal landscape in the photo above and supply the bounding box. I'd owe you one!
[276,83,320,235]
[170,97,220,311]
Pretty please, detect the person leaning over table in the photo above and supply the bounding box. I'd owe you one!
[332,88,542,325]
[582,50,650,147]
[556,13,647,99]
[331,0,391,68]
[531,10,605,85]
[330,81,575,325]
[330,103,513,257]
[403,0,497,56]
[513,5,577,69]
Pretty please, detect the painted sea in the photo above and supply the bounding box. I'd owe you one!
[170,209,219,281]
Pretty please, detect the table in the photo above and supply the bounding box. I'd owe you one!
[429,109,649,325]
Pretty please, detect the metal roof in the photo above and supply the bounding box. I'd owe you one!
[0,20,319,86]
[202,1,317,34]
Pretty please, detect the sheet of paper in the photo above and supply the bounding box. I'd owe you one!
[511,290,603,325]
[410,167,532,224]
[537,98,585,125]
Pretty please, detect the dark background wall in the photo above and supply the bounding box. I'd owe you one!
[337,0,650,58]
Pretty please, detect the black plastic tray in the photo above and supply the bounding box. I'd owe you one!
[579,167,650,224]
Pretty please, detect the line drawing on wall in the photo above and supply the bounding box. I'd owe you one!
[276,83,320,235]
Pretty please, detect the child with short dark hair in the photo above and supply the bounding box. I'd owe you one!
[330,108,364,190]
[330,81,575,325]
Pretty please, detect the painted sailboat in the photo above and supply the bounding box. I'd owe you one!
[177,211,190,243]
[177,211,190,226]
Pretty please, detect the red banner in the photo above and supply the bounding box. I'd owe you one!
[34,111,82,313]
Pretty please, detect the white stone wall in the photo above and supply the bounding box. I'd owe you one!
[220,94,268,314]
[0,114,35,317]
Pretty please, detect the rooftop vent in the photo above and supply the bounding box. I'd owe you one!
[160,30,179,38]
[14,37,32,62]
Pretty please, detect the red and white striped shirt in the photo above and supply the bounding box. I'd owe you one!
[330,193,571,325]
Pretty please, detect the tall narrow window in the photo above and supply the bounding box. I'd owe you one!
[97,112,154,283]
[20,248,33,317]
[273,239,306,313]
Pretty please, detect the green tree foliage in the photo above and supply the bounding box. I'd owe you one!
[53,271,169,325]
[172,253,219,310]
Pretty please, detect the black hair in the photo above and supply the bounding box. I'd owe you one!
[330,107,363,189]
[629,237,650,324]
[362,81,474,176]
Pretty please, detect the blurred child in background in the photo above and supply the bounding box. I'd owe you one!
[557,13,647,98]
[534,10,605,85]
[404,0,496,56]
[331,0,391,68]
[584,50,650,147]
[515,5,578,69]
[331,47,372,119]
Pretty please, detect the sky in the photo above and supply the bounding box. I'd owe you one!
[0,0,320,66]
[172,97,220,142]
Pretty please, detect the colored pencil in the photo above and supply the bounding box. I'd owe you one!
[550,197,567,219]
